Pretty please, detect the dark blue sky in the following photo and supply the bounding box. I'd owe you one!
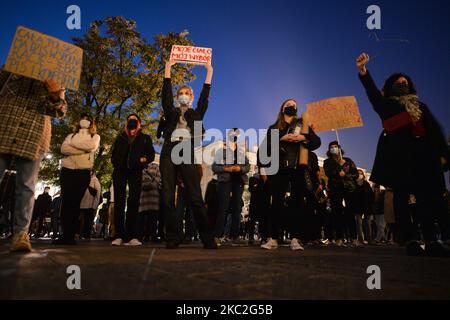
[1,0,449,175]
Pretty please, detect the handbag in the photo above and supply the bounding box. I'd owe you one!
[88,186,97,197]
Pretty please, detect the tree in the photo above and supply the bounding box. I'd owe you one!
[39,17,196,187]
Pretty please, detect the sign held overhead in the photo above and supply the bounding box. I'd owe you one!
[4,26,83,91]
[170,45,212,65]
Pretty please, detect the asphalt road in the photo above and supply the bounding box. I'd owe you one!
[1,239,450,300]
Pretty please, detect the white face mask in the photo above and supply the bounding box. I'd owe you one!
[80,119,91,129]
[330,147,339,155]
[177,94,191,106]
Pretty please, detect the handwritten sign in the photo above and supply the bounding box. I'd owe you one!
[306,96,363,132]
[170,45,212,65]
[4,26,83,91]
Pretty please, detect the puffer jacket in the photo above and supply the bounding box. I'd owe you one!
[61,129,100,170]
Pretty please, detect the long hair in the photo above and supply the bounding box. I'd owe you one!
[273,99,298,130]
[73,113,96,137]
[382,73,417,97]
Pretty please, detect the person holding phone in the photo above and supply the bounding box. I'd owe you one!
[258,99,321,251]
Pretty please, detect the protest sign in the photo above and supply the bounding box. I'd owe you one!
[170,45,212,65]
[4,26,83,91]
[306,96,363,132]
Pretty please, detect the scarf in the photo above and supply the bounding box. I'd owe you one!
[389,94,422,123]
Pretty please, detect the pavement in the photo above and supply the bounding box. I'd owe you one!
[1,239,450,300]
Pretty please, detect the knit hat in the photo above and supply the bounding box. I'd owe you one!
[328,141,340,149]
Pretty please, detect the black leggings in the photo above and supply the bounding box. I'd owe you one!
[160,146,213,244]
[60,168,91,240]
[329,188,357,240]
[268,168,309,240]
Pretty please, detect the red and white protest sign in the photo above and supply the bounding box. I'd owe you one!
[170,45,212,65]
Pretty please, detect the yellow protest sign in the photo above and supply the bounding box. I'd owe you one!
[306,96,363,132]
[4,26,83,91]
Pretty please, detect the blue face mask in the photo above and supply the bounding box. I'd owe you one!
[178,94,191,106]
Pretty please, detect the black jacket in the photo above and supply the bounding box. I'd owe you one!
[161,78,210,146]
[359,71,448,192]
[323,157,359,192]
[33,193,52,216]
[111,131,155,171]
[257,118,321,172]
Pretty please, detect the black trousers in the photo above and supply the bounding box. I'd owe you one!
[329,188,357,240]
[160,147,213,244]
[269,168,308,240]
[60,168,91,240]
[80,208,95,239]
[113,169,143,241]
[248,183,270,241]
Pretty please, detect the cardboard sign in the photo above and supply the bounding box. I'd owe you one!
[306,96,363,132]
[4,26,83,91]
[170,45,212,64]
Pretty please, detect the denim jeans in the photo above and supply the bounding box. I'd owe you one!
[214,181,244,239]
[0,154,42,234]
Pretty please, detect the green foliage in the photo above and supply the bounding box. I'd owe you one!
[39,17,196,188]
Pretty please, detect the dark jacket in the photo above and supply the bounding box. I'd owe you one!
[33,193,52,217]
[323,157,359,193]
[257,118,321,172]
[161,78,210,147]
[212,147,250,184]
[111,131,155,171]
[359,71,448,192]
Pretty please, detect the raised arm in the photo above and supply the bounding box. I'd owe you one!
[195,63,213,117]
[356,53,384,113]
[162,60,176,115]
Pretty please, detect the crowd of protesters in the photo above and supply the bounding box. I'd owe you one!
[1,53,449,256]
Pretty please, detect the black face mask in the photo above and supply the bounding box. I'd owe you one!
[127,119,138,130]
[283,106,297,117]
[390,83,410,97]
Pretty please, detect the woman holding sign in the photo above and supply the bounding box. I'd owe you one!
[160,59,217,249]
[258,99,321,251]
[356,53,450,256]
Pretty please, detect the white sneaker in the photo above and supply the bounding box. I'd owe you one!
[261,238,278,250]
[111,238,123,246]
[290,238,304,251]
[125,238,142,246]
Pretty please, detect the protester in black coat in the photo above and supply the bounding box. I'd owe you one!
[356,53,449,249]
[31,187,52,237]
[111,114,155,246]
[160,60,216,249]
[324,141,359,245]
[258,99,321,251]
